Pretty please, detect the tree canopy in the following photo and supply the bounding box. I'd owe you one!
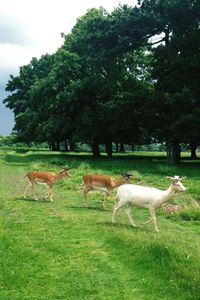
[3,0,200,163]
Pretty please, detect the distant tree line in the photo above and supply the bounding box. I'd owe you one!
[0,135,193,154]
[3,0,200,164]
[0,135,48,149]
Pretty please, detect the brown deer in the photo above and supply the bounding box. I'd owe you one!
[82,172,132,208]
[23,166,71,201]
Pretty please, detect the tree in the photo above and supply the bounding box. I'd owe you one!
[62,7,152,157]
[140,0,200,163]
[3,54,55,141]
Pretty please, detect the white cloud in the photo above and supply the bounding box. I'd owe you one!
[0,0,137,62]
[0,0,138,134]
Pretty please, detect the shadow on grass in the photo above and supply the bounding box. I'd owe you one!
[65,205,105,212]
[98,220,138,230]
[15,197,51,203]
[99,220,154,232]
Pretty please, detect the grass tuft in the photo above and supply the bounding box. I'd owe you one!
[155,163,178,176]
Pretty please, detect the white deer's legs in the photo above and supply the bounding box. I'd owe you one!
[150,208,159,232]
[141,208,159,232]
[125,204,136,227]
[141,217,153,225]
[112,200,127,223]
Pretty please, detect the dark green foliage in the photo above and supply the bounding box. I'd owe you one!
[3,1,200,163]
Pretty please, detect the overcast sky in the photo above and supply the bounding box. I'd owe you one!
[0,0,137,136]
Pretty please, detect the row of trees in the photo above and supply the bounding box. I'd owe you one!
[3,0,200,163]
[0,135,49,149]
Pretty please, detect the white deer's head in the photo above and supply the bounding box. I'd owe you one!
[166,176,187,192]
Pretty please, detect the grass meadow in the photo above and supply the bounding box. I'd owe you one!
[0,149,200,300]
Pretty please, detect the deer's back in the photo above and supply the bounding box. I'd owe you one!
[83,174,114,188]
[27,171,56,182]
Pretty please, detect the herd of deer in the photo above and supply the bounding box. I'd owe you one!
[23,167,187,232]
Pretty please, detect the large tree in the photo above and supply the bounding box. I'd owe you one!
[140,0,200,163]
[61,7,152,156]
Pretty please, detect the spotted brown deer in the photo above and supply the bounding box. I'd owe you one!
[23,166,71,201]
[82,172,132,208]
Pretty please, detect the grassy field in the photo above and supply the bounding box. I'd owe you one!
[0,149,200,300]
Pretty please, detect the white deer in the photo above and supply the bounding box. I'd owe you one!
[112,176,186,231]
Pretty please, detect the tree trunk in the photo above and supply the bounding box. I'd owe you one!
[115,142,119,152]
[92,140,101,158]
[55,141,60,151]
[69,141,76,151]
[105,141,112,158]
[190,142,197,159]
[120,143,125,152]
[167,141,181,164]
[64,140,69,152]
[51,142,56,151]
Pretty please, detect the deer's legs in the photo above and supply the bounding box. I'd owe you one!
[24,181,37,200]
[45,185,53,201]
[112,200,127,223]
[141,208,159,232]
[83,186,92,207]
[125,204,136,227]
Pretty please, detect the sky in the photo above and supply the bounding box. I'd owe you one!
[0,0,138,136]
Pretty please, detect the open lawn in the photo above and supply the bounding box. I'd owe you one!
[0,149,200,299]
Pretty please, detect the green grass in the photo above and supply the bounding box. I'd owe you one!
[0,149,200,299]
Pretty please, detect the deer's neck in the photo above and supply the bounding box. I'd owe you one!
[160,185,175,205]
[54,173,65,182]
[113,179,126,188]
